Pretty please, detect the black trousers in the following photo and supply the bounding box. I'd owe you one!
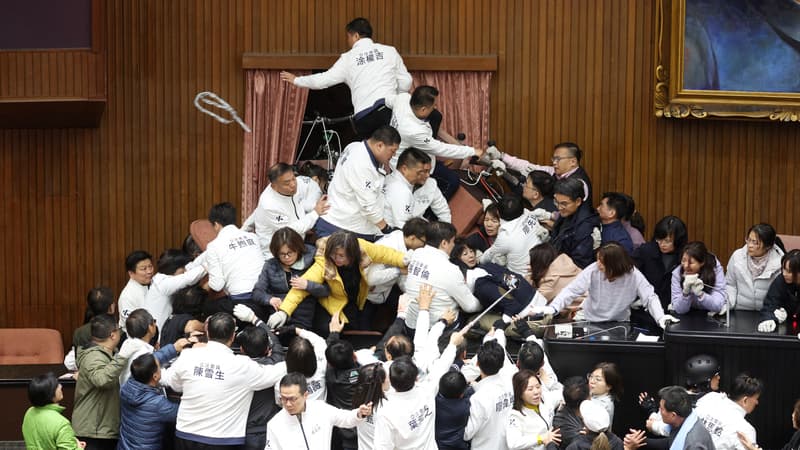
[175,436,242,450]
[353,105,392,139]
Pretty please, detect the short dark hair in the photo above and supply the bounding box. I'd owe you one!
[126,309,154,339]
[659,385,692,418]
[28,372,59,407]
[270,227,307,260]
[345,17,372,38]
[439,370,468,399]
[477,340,505,376]
[125,250,153,273]
[728,373,763,402]
[130,353,159,384]
[529,242,559,288]
[389,356,418,392]
[90,314,117,340]
[370,125,401,146]
[239,326,271,358]
[652,216,688,251]
[325,339,355,370]
[85,286,115,323]
[208,202,237,227]
[171,285,207,316]
[402,217,428,241]
[597,242,635,281]
[517,341,545,372]
[280,372,308,393]
[484,203,500,221]
[425,221,457,249]
[594,362,624,401]
[410,85,439,109]
[498,193,524,221]
[156,249,192,276]
[268,162,295,183]
[783,250,800,284]
[553,177,585,201]
[512,370,540,411]
[528,170,555,197]
[554,142,582,162]
[324,231,362,268]
[385,334,413,360]
[298,161,329,186]
[562,376,590,411]
[397,147,431,169]
[600,192,630,220]
[206,312,235,343]
[287,336,317,378]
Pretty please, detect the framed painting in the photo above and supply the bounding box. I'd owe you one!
[655,0,800,121]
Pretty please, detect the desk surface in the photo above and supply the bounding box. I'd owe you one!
[666,310,800,345]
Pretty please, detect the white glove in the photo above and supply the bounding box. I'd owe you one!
[233,304,258,324]
[489,160,507,172]
[266,311,288,329]
[117,339,139,360]
[530,208,552,222]
[690,278,705,297]
[533,224,550,242]
[774,308,788,323]
[573,308,585,321]
[757,319,776,333]
[519,164,537,177]
[591,227,601,250]
[658,314,680,329]
[481,198,494,211]
[486,146,503,160]
[682,274,699,295]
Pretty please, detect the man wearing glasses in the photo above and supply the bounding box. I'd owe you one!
[486,141,593,204]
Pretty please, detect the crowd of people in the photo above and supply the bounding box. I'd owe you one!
[20,16,800,450]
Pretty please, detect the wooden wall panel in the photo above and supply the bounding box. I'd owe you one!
[1,0,799,348]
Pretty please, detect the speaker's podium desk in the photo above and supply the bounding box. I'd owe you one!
[543,312,800,449]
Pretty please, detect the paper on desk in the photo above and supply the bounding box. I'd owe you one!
[635,333,659,342]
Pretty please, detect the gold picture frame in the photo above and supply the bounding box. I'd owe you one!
[654,0,800,121]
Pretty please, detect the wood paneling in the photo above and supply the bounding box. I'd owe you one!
[1,0,799,348]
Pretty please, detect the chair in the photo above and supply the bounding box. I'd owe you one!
[778,234,800,252]
[0,328,64,365]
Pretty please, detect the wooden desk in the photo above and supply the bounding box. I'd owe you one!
[0,364,75,442]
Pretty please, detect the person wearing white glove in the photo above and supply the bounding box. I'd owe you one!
[757,250,800,332]
[537,242,674,328]
[670,242,728,314]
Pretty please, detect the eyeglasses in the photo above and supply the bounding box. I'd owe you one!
[744,238,762,246]
[656,238,674,244]
[556,200,575,209]
[279,250,297,258]
[280,395,302,404]
[586,374,604,382]
[552,156,575,163]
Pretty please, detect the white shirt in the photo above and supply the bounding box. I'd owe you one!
[144,254,207,329]
[480,211,548,275]
[162,341,286,445]
[325,140,387,234]
[403,245,482,329]
[266,400,363,450]
[118,338,154,387]
[293,38,412,114]
[465,371,515,450]
[413,178,451,222]
[382,170,416,228]
[695,392,756,450]
[548,263,665,323]
[247,184,320,260]
[205,225,264,296]
[373,344,458,450]
[506,407,553,450]
[273,329,328,404]
[386,92,475,171]
[118,278,149,334]
[295,175,323,213]
[366,230,408,304]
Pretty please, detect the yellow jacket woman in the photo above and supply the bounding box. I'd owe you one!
[270,231,406,329]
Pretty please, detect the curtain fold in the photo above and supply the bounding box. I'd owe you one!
[410,71,492,149]
[242,69,310,218]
